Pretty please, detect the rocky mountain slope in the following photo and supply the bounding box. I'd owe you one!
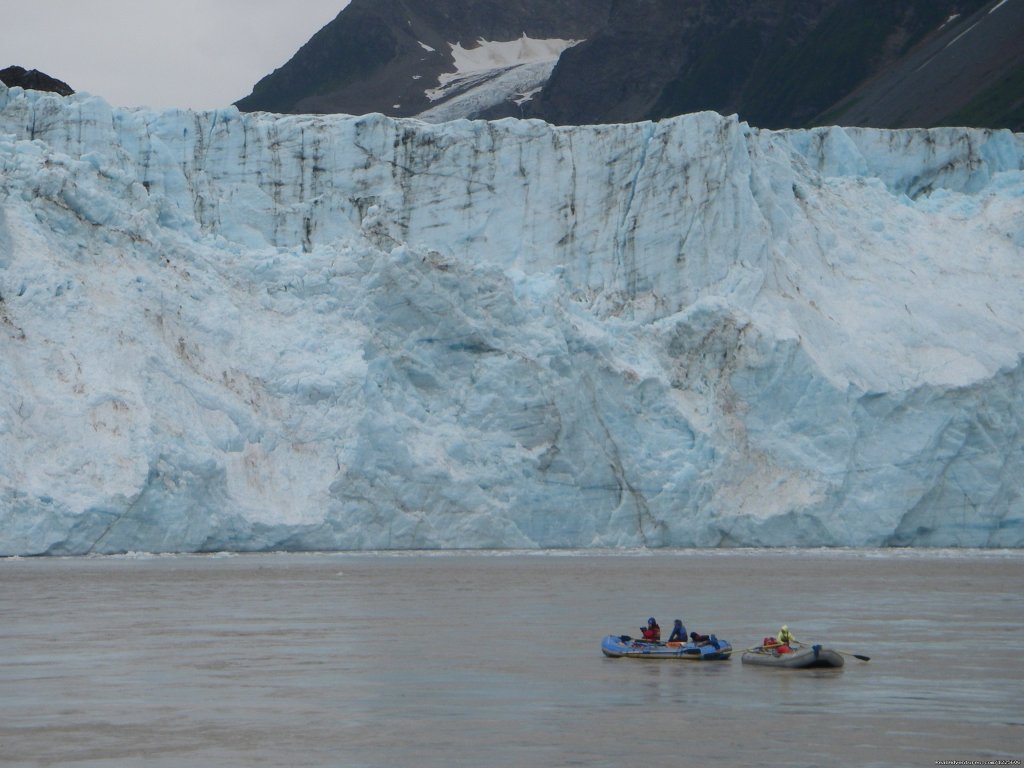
[235,0,609,119]
[235,0,1024,130]
[0,66,74,97]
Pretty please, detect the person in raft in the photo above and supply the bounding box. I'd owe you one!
[641,617,661,642]
[778,625,797,646]
[667,619,687,642]
[761,625,796,654]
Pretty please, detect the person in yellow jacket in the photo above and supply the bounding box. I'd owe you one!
[778,625,796,645]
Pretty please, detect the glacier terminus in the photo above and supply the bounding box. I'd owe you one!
[0,82,1022,554]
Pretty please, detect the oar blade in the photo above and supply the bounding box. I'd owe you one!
[838,650,871,661]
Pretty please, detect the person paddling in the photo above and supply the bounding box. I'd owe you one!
[762,624,797,654]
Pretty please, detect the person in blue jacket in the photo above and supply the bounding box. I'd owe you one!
[667,619,687,642]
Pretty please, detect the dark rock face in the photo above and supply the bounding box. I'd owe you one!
[235,0,1023,130]
[0,66,74,97]
[819,0,1024,131]
[235,0,611,118]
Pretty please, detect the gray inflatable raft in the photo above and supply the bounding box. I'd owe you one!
[741,643,844,668]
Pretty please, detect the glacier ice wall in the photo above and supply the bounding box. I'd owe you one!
[0,82,1022,554]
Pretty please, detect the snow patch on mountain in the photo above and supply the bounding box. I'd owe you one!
[419,35,581,120]
[426,35,582,100]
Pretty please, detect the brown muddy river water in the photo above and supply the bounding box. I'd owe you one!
[1,549,1021,767]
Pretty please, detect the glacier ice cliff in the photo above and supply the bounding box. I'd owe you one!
[0,82,1022,554]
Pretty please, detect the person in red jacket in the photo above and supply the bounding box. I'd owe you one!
[641,617,661,642]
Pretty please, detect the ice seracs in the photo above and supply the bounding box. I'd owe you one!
[0,81,1022,555]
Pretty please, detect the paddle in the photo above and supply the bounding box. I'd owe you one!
[794,640,870,662]
[746,639,791,653]
[618,635,665,646]
[837,650,871,662]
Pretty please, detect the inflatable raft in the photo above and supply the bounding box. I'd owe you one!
[601,634,732,660]
[741,643,844,668]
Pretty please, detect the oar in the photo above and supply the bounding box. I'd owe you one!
[794,638,868,663]
[746,640,789,652]
[618,635,665,646]
[837,650,871,662]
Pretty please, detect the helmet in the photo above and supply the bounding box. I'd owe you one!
[648,617,657,626]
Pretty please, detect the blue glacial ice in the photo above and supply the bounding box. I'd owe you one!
[0,82,1022,554]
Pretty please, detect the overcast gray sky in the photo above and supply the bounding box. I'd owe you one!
[1,0,350,110]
